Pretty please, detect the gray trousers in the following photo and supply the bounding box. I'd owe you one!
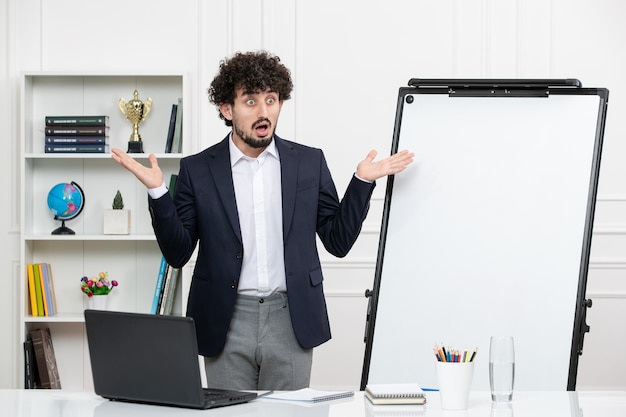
[204,293,313,390]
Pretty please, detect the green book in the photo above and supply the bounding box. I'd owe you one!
[32,264,45,317]
[168,174,178,198]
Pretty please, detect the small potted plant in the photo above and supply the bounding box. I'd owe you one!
[103,190,130,234]
[81,271,119,310]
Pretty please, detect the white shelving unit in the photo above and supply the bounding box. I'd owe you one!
[19,72,189,390]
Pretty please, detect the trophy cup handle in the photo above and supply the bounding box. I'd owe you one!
[118,98,127,116]
[142,98,153,120]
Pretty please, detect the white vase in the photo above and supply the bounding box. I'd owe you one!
[87,295,109,310]
[103,209,131,235]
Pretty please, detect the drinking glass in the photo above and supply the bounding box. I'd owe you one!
[489,336,515,402]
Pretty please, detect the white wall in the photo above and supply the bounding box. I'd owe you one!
[1,0,626,390]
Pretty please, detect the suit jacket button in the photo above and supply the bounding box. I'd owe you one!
[236,252,243,259]
[230,281,237,289]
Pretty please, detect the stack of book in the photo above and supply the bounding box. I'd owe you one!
[150,174,181,315]
[151,256,181,315]
[44,115,109,153]
[24,328,61,389]
[26,263,57,317]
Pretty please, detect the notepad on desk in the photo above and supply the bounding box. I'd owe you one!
[265,388,354,403]
[365,383,426,405]
[364,401,426,417]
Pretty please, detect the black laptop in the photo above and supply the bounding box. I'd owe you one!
[84,309,257,409]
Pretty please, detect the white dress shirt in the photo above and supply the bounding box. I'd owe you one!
[148,136,287,296]
[228,137,286,296]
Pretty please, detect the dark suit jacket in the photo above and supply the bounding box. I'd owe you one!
[148,135,375,356]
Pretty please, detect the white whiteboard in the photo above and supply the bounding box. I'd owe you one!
[363,85,606,391]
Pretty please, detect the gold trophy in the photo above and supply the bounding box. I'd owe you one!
[118,89,152,153]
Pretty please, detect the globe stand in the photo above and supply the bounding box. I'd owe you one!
[48,181,85,236]
[51,219,75,235]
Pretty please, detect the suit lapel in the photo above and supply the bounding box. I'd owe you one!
[208,136,242,242]
[275,137,297,239]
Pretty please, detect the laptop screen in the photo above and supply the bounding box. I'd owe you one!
[84,310,255,409]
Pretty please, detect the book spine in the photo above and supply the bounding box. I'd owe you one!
[40,264,51,316]
[162,268,180,315]
[158,265,173,315]
[30,329,51,388]
[37,264,49,317]
[171,97,183,153]
[45,144,108,153]
[27,264,38,316]
[32,264,44,316]
[168,174,178,198]
[41,263,54,316]
[45,136,108,144]
[41,328,62,389]
[23,335,39,388]
[46,264,58,316]
[150,257,168,314]
[45,127,109,136]
[164,103,177,153]
[45,115,109,126]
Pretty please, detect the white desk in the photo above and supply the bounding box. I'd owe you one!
[3,390,626,417]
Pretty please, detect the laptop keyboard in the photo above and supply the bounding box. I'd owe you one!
[203,389,230,401]
[202,388,254,402]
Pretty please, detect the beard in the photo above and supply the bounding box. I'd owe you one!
[234,118,275,149]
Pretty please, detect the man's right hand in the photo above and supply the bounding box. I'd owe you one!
[111,148,164,189]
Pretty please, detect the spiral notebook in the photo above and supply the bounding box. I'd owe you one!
[265,388,354,403]
[365,383,426,405]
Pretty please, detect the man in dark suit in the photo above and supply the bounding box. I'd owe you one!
[112,51,413,390]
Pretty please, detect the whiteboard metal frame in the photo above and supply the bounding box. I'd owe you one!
[360,79,609,391]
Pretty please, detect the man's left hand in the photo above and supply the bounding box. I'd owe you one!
[356,149,414,182]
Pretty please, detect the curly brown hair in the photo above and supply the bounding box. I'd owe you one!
[208,51,293,126]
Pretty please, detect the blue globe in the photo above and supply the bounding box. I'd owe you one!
[47,181,85,235]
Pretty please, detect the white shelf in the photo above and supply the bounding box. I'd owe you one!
[19,72,189,391]
[25,153,183,159]
[25,314,88,324]
[25,234,158,241]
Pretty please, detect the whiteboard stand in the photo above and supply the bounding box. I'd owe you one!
[360,79,608,391]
